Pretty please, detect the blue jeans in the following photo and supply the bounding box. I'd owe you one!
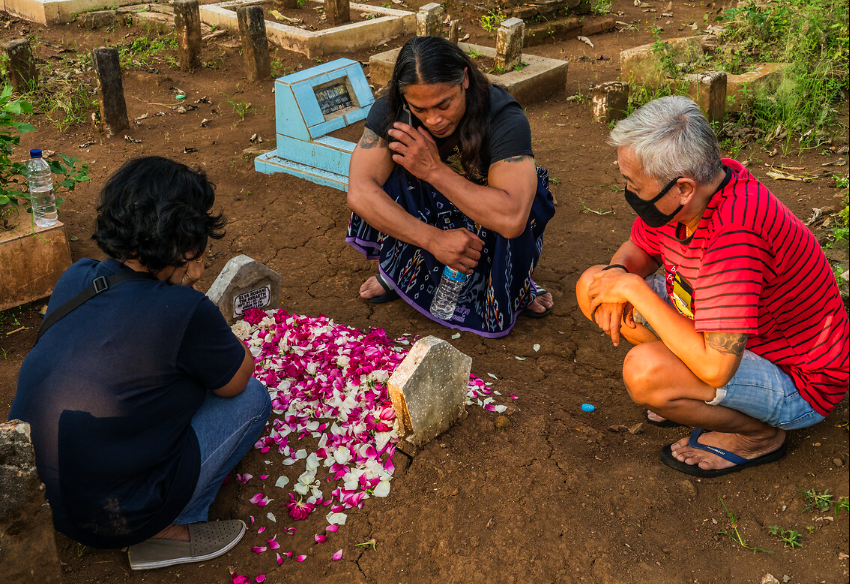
[174,377,271,524]
[640,275,825,431]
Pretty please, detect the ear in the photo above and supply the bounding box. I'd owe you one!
[462,68,470,90]
[676,178,698,204]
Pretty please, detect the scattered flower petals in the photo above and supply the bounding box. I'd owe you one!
[276,553,283,566]
[326,524,339,532]
[267,512,276,523]
[256,576,266,583]
[315,534,327,543]
[326,512,347,525]
[275,476,290,488]
[260,474,269,480]
[249,516,255,524]
[510,394,518,399]
[237,473,253,484]
[515,356,525,361]
[372,480,391,498]
[332,549,343,561]
[252,546,267,554]
[297,555,307,562]
[487,373,498,379]
[533,343,540,352]
[258,526,266,534]
[232,575,250,584]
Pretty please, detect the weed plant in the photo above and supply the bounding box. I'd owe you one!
[713,0,849,146]
[768,526,803,548]
[480,9,505,33]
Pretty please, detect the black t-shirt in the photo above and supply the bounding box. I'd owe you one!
[9,258,246,548]
[364,84,534,184]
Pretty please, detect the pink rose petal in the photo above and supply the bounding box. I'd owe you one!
[276,552,283,566]
[251,546,267,554]
[315,534,327,543]
[232,575,250,584]
[326,524,339,533]
[256,576,266,583]
[258,526,266,534]
[260,474,269,480]
[510,394,518,399]
[296,554,307,562]
[332,549,343,561]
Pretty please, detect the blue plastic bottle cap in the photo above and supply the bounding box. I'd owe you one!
[30,149,42,158]
[581,403,595,412]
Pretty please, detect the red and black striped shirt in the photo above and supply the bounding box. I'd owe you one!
[631,159,849,415]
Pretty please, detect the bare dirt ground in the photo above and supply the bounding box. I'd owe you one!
[1,0,848,582]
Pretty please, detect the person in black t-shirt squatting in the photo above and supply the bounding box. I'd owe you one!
[345,36,556,338]
[9,157,271,570]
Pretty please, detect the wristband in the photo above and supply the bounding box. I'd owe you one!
[601,264,629,273]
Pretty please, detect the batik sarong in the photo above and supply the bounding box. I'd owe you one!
[346,166,555,338]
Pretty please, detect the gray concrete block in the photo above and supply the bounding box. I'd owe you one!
[416,3,443,37]
[592,81,629,123]
[81,9,117,29]
[0,421,61,583]
[496,17,524,71]
[685,70,726,123]
[388,336,471,449]
[206,254,282,323]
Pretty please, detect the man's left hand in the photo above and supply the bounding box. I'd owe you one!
[587,269,639,318]
[387,123,443,181]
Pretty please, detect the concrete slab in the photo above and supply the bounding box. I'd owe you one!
[726,63,790,112]
[2,0,217,25]
[199,0,415,59]
[620,35,703,88]
[369,42,568,106]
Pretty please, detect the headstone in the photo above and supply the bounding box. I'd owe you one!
[591,81,629,123]
[685,70,726,123]
[388,336,471,450]
[495,17,524,71]
[1,39,37,93]
[174,0,202,72]
[237,6,271,82]
[207,255,282,324]
[254,59,375,191]
[325,0,351,26]
[82,9,117,29]
[92,48,129,137]
[0,421,62,583]
[416,3,443,37]
[620,36,703,88]
[448,19,459,44]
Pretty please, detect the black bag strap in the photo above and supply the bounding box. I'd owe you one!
[35,270,156,345]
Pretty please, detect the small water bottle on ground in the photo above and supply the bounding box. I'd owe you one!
[26,149,57,228]
[430,266,468,321]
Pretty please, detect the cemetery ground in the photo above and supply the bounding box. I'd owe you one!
[1,0,849,582]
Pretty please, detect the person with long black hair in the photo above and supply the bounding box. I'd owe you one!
[9,157,271,570]
[346,36,556,337]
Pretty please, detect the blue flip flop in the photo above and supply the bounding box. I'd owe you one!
[522,286,552,318]
[659,428,788,478]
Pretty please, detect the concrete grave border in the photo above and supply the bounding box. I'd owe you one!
[369,42,568,106]
[1,0,216,25]
[199,0,415,59]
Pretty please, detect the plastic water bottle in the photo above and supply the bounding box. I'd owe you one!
[26,149,57,228]
[430,266,468,321]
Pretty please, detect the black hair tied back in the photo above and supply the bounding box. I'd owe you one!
[93,156,226,272]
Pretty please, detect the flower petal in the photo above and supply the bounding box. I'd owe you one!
[315,534,327,543]
[332,549,343,561]
[296,554,307,562]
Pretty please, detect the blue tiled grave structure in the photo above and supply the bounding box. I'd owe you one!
[255,58,374,191]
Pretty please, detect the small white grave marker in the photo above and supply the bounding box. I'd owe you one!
[207,255,282,323]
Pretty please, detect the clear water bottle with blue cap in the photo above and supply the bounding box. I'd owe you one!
[26,149,57,227]
[430,266,468,321]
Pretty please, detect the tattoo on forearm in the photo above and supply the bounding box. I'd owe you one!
[358,128,384,149]
[705,332,749,356]
[501,155,531,163]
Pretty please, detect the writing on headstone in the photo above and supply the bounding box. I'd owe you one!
[315,83,353,115]
[233,285,271,316]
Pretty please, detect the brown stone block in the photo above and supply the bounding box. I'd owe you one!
[580,16,615,37]
[0,421,62,583]
[0,215,72,312]
[685,70,726,123]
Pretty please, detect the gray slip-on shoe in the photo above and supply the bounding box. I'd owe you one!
[128,519,246,571]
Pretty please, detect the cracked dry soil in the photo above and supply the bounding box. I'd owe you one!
[0,1,848,582]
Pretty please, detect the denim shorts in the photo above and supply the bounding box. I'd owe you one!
[639,275,825,430]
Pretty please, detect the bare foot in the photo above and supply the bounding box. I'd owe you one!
[646,410,667,423]
[669,429,786,471]
[152,524,190,542]
[359,276,388,300]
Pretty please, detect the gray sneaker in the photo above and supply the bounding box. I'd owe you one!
[128,519,246,570]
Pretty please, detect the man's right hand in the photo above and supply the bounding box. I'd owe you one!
[428,228,484,274]
[594,301,636,347]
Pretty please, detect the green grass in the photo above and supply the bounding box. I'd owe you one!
[480,9,505,32]
[768,526,803,548]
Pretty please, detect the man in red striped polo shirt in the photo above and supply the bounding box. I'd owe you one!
[575,96,849,478]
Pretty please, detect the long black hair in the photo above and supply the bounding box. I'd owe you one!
[93,156,226,271]
[384,36,491,177]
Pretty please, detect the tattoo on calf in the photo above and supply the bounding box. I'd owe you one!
[705,332,749,356]
[358,128,384,149]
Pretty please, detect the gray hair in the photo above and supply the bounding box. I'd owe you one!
[608,96,722,185]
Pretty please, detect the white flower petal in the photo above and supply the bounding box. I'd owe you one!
[275,475,290,488]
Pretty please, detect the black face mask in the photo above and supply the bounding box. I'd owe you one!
[624,176,683,228]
